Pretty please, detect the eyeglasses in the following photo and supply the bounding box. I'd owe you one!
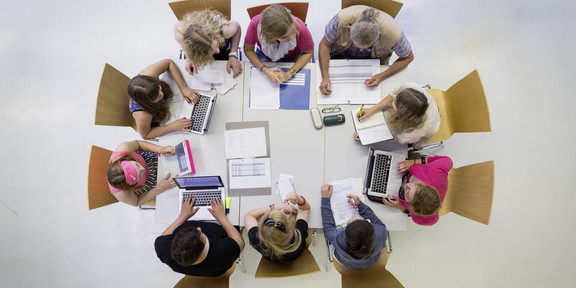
[322,105,341,113]
[264,218,287,233]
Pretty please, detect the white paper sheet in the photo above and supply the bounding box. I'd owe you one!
[317,59,381,105]
[228,158,271,189]
[250,66,280,109]
[330,178,361,226]
[276,174,295,201]
[224,127,267,159]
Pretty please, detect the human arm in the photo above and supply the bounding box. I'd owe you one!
[318,36,333,95]
[320,184,338,241]
[115,140,174,155]
[133,110,193,139]
[209,198,245,251]
[365,49,414,87]
[113,172,176,206]
[244,43,283,83]
[347,195,384,225]
[244,205,272,232]
[161,195,199,236]
[275,49,313,82]
[139,59,199,104]
[285,192,310,222]
[355,95,393,123]
[223,20,243,77]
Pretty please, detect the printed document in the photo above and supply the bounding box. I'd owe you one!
[228,158,271,189]
[330,178,361,226]
[317,59,381,105]
[224,127,268,159]
[250,67,280,109]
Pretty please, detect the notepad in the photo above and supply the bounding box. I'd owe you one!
[351,108,393,145]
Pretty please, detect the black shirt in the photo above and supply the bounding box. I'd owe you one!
[248,219,308,262]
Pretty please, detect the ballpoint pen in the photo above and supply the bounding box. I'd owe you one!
[351,200,359,211]
[359,105,364,118]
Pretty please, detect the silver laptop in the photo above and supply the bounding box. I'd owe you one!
[179,92,217,135]
[160,140,195,176]
[363,147,405,198]
[173,176,226,221]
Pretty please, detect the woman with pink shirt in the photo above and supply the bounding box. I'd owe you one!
[244,4,314,84]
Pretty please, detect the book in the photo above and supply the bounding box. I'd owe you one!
[351,108,393,145]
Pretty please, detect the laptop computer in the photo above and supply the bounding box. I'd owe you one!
[173,176,226,221]
[363,147,405,199]
[179,92,217,135]
[160,140,195,176]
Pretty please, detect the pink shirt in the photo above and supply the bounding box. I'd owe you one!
[244,14,314,60]
[107,151,148,194]
[400,156,453,226]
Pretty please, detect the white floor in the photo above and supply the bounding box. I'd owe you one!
[1,0,575,287]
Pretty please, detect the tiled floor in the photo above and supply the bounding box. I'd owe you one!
[1,0,575,287]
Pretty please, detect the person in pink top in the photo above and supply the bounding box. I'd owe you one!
[107,140,177,206]
[244,4,314,84]
[382,156,453,226]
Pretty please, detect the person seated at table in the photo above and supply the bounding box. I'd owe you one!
[106,140,176,207]
[174,9,242,77]
[321,184,388,269]
[155,196,245,277]
[318,5,414,95]
[128,59,199,140]
[354,82,440,147]
[382,155,453,226]
[244,4,314,84]
[244,192,310,262]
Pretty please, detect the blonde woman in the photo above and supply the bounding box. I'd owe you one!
[244,192,310,261]
[174,9,242,77]
[354,83,440,147]
[244,4,314,84]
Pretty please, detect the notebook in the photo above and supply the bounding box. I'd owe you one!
[363,147,405,198]
[159,140,195,176]
[351,108,393,145]
[179,92,217,135]
[173,176,226,221]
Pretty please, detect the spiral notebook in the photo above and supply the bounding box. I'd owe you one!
[351,108,393,145]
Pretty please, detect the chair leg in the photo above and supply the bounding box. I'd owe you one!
[237,254,246,273]
[325,237,332,272]
[179,50,186,60]
[408,141,444,153]
[387,230,393,255]
[312,228,317,247]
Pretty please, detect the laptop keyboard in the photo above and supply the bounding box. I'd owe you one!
[162,155,180,175]
[371,154,392,193]
[182,190,222,206]
[187,95,211,133]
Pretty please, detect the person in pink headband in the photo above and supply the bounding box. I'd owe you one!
[106,140,177,206]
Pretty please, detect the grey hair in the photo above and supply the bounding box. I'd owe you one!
[350,9,380,46]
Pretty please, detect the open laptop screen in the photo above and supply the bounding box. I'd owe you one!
[174,176,223,189]
[174,142,189,173]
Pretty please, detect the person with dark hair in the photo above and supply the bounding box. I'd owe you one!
[154,196,245,276]
[127,59,200,139]
[321,184,388,269]
[318,5,414,95]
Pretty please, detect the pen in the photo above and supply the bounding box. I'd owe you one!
[352,200,359,211]
[359,105,364,118]
[225,197,230,214]
[323,85,332,93]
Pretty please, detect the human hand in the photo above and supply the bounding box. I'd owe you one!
[181,87,200,104]
[262,68,282,83]
[227,57,243,77]
[179,195,199,219]
[321,184,333,198]
[365,75,383,87]
[185,59,198,75]
[284,192,301,205]
[271,69,288,84]
[356,107,374,121]
[398,159,416,173]
[275,70,292,83]
[274,203,298,215]
[353,132,361,142]
[169,118,193,132]
[159,145,175,156]
[208,198,226,220]
[319,78,332,95]
[382,195,404,210]
[347,194,360,206]
[157,173,177,192]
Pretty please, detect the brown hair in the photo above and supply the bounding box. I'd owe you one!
[106,154,145,191]
[127,75,173,121]
[259,4,300,44]
[180,9,226,68]
[171,227,205,266]
[257,209,302,260]
[387,88,429,136]
[410,183,441,216]
[345,220,374,259]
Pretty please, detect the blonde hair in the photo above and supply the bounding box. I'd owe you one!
[257,210,302,260]
[180,9,226,68]
[259,4,300,44]
[410,183,441,216]
[387,87,429,137]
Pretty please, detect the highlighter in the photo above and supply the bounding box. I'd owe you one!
[225,197,231,214]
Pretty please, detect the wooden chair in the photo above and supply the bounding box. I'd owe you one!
[341,0,404,18]
[173,262,236,288]
[254,229,320,278]
[440,160,495,225]
[88,145,118,210]
[425,70,492,144]
[333,247,404,288]
[247,2,309,23]
[94,63,135,130]
[169,0,231,20]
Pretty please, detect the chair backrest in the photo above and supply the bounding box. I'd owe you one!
[173,262,236,288]
[247,2,309,23]
[341,0,404,18]
[169,0,231,20]
[254,228,320,278]
[95,63,135,130]
[333,248,404,288]
[88,145,118,210]
[440,160,495,225]
[426,70,491,143]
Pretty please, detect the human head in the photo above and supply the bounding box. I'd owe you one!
[260,4,300,44]
[387,87,429,134]
[345,218,374,259]
[127,75,173,121]
[408,182,441,216]
[257,209,301,259]
[350,8,380,47]
[107,155,148,191]
[171,227,206,266]
[180,9,226,68]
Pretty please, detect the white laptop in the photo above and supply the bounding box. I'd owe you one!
[363,147,405,198]
[179,92,217,135]
[160,140,195,176]
[173,176,226,221]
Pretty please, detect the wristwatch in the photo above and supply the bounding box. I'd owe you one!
[289,68,297,78]
[228,52,238,58]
